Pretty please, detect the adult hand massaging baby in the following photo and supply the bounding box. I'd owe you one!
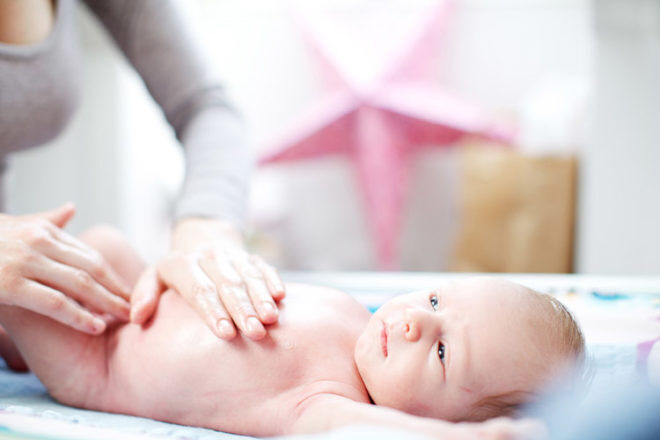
[0,228,583,439]
[0,205,283,371]
[0,0,284,350]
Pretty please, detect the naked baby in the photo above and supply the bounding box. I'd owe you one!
[0,228,584,439]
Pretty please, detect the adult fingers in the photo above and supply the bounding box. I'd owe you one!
[43,227,131,301]
[130,266,163,324]
[232,255,279,325]
[29,202,76,228]
[158,256,237,340]
[199,253,267,340]
[10,279,106,334]
[27,255,129,321]
[250,254,286,302]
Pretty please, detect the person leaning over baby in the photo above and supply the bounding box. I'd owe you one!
[0,226,585,439]
[0,0,284,371]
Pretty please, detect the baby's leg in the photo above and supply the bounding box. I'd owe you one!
[77,225,146,288]
[0,226,146,409]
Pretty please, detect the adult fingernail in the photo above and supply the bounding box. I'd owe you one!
[129,300,147,322]
[261,302,278,321]
[129,307,138,323]
[275,283,286,297]
[216,319,235,338]
[90,318,106,334]
[117,302,130,319]
[245,316,263,335]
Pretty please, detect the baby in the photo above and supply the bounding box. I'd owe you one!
[0,228,584,439]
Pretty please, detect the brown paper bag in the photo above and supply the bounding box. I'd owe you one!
[450,144,577,273]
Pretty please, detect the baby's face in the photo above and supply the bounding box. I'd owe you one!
[354,278,546,421]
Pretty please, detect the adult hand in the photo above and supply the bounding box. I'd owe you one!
[0,203,131,334]
[130,218,285,341]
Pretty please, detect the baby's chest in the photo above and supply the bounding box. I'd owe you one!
[232,346,366,435]
[111,291,370,435]
[211,317,361,391]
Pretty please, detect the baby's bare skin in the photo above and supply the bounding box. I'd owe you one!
[0,227,553,439]
[0,284,371,437]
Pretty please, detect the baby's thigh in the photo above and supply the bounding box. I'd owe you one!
[0,305,110,408]
[77,225,146,288]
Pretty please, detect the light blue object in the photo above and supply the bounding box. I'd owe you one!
[591,291,630,301]
[528,378,660,440]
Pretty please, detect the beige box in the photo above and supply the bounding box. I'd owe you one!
[450,144,577,273]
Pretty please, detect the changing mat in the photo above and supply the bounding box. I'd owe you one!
[0,272,658,439]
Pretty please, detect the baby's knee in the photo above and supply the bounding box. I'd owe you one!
[77,225,145,287]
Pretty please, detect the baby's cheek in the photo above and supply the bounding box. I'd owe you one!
[353,333,373,378]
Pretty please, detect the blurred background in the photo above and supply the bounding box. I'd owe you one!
[6,0,660,274]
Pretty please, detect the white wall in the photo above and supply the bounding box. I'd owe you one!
[200,0,595,270]
[577,0,660,274]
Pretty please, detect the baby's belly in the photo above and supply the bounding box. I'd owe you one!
[100,289,365,435]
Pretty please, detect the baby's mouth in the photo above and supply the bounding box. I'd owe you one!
[380,321,388,357]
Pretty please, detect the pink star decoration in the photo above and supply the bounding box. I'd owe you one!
[259,1,515,269]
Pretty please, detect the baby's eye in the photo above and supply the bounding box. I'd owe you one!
[438,342,446,364]
[429,294,439,310]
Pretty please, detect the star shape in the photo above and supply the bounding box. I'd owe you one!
[259,1,514,269]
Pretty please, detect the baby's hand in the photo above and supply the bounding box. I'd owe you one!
[448,417,547,440]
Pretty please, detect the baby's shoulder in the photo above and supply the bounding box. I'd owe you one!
[283,283,369,319]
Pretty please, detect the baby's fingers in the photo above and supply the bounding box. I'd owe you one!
[510,418,548,440]
[474,417,548,440]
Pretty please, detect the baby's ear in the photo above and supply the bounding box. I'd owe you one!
[467,391,533,422]
[465,404,500,422]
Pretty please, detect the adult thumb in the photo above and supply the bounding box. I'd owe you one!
[37,202,76,228]
[130,266,163,324]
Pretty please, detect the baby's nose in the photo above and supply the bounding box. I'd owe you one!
[403,308,430,342]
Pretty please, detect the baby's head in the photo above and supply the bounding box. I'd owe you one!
[354,277,585,422]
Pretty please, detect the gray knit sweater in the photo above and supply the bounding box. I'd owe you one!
[0,0,250,227]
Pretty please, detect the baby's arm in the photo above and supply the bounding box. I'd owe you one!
[291,394,544,440]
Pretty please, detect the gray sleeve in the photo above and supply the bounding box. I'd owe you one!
[82,0,251,229]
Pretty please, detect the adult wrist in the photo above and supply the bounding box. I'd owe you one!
[171,217,244,253]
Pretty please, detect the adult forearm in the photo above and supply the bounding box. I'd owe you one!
[175,105,251,227]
